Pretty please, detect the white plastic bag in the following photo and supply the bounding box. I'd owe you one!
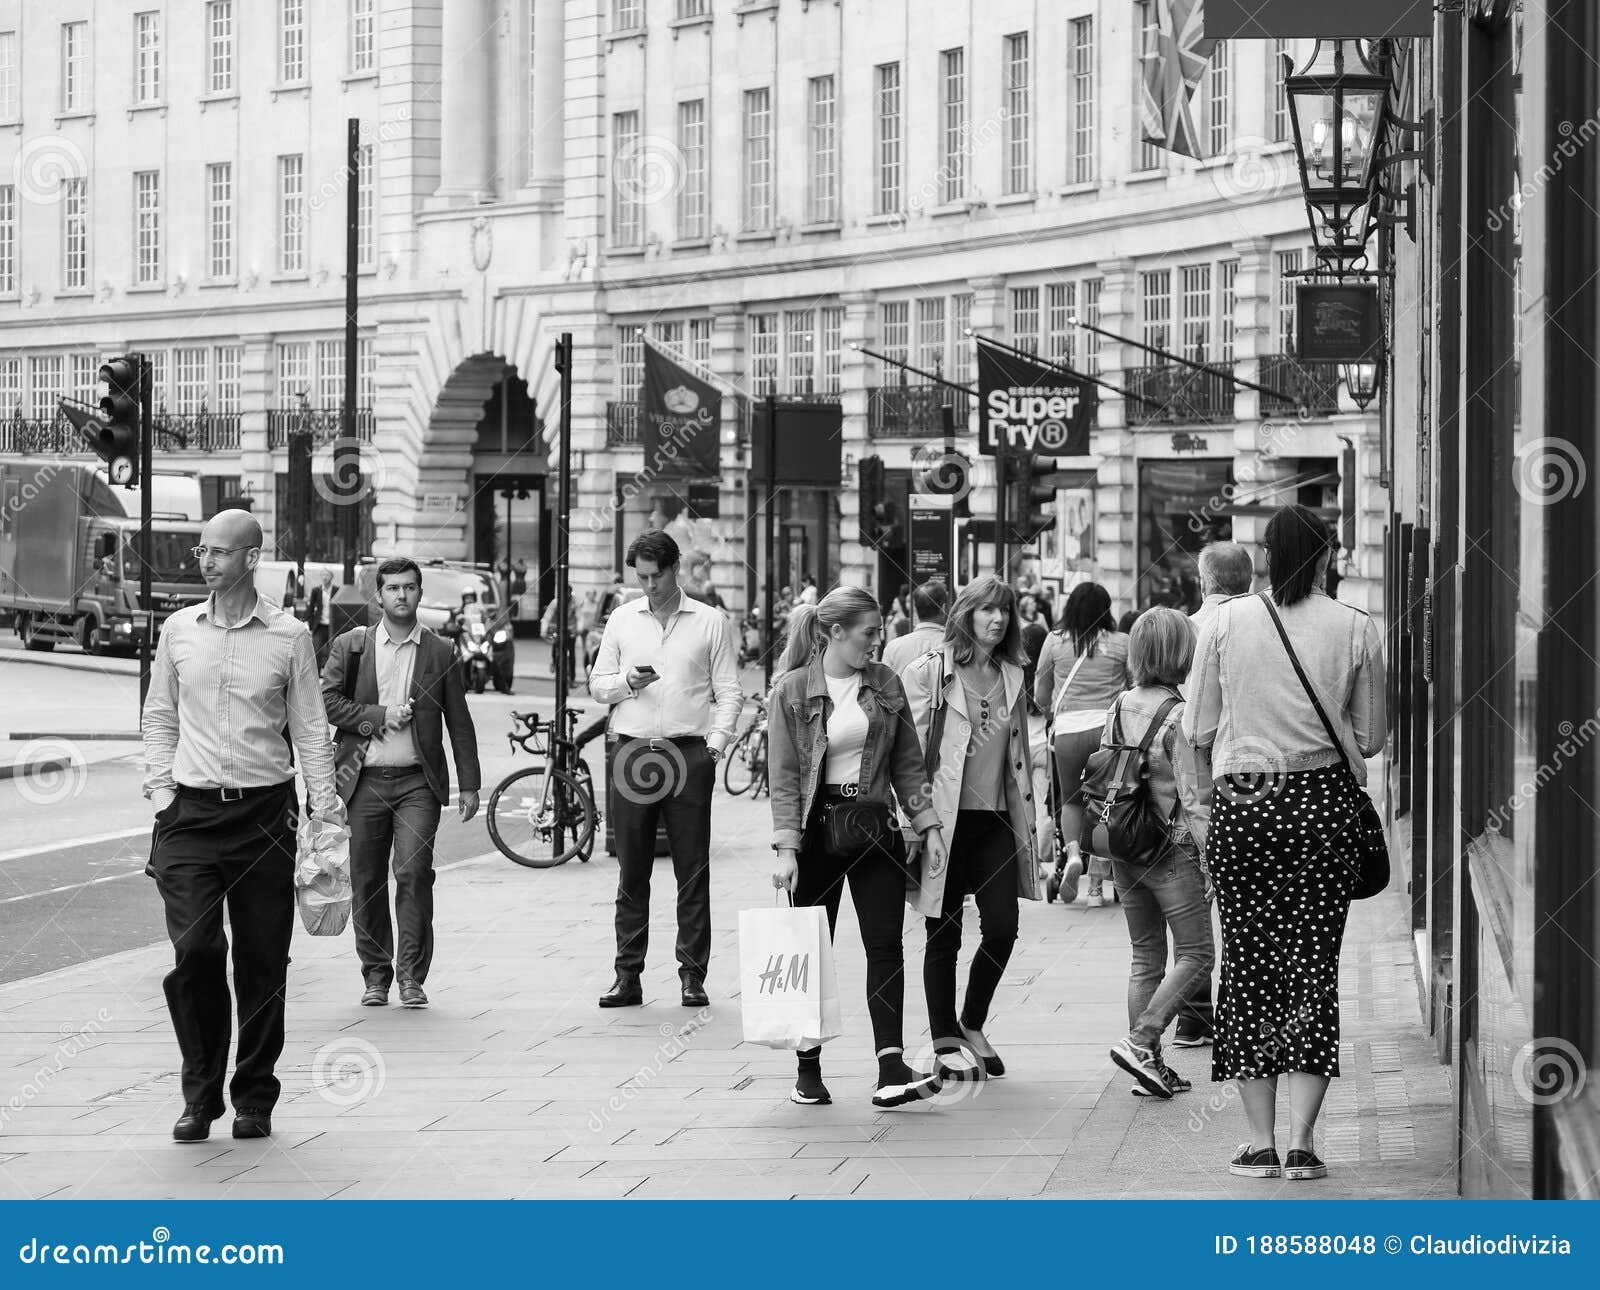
[294,815,352,936]
[738,903,842,1050]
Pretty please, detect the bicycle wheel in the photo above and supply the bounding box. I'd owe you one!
[722,729,757,795]
[747,730,769,798]
[487,764,597,868]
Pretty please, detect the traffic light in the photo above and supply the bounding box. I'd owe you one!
[96,357,143,488]
[1008,449,1058,545]
[858,454,884,547]
[286,431,315,561]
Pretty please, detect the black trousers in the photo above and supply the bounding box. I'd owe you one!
[924,809,1020,1046]
[611,737,714,980]
[147,782,298,1115]
[348,766,442,990]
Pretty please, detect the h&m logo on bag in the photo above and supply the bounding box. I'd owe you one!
[758,953,809,995]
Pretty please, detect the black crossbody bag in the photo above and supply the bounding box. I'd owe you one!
[1257,594,1389,900]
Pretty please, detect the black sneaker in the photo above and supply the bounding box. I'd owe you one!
[791,1058,831,1106]
[1229,1144,1282,1178]
[1172,1028,1213,1048]
[1109,1036,1171,1098]
[1284,1149,1327,1180]
[872,1067,943,1109]
[1131,1061,1192,1096]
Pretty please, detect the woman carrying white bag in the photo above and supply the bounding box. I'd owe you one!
[767,589,949,1110]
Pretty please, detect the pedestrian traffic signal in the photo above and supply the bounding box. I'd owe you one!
[1008,449,1058,545]
[96,357,143,488]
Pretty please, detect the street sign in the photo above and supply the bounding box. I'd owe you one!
[1296,283,1382,362]
[976,337,1095,458]
[908,495,955,587]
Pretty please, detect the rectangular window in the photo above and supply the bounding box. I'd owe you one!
[62,22,89,112]
[1011,287,1041,354]
[70,354,97,406]
[349,0,375,75]
[1218,259,1239,361]
[277,341,312,407]
[785,309,817,394]
[281,0,306,83]
[1140,268,1172,353]
[1135,1,1161,170]
[62,179,88,290]
[1207,41,1231,156]
[136,12,162,104]
[0,32,16,121]
[742,88,773,232]
[808,76,838,224]
[316,339,345,407]
[207,162,233,280]
[134,171,161,285]
[951,294,973,386]
[941,48,967,205]
[357,144,375,269]
[207,1,234,94]
[613,0,643,28]
[215,345,242,412]
[0,358,20,416]
[1003,33,1030,196]
[148,351,167,404]
[1276,249,1302,351]
[174,348,209,415]
[358,337,376,405]
[1272,39,1291,142]
[689,318,712,370]
[614,325,643,396]
[30,357,64,421]
[676,0,709,17]
[279,155,305,274]
[1082,277,1102,374]
[878,301,910,377]
[1180,264,1212,362]
[821,307,844,394]
[652,319,684,354]
[917,298,947,375]
[1071,17,1096,184]
[0,186,15,293]
[1047,282,1076,367]
[676,99,707,240]
[611,111,641,247]
[749,313,779,395]
[875,63,902,215]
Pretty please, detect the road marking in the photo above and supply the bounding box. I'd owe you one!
[0,869,145,905]
[0,827,148,865]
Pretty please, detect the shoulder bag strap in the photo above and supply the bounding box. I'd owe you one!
[344,626,372,705]
[924,652,949,778]
[1257,593,1355,776]
[1049,646,1091,723]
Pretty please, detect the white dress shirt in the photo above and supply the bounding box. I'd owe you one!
[363,621,423,767]
[589,590,742,750]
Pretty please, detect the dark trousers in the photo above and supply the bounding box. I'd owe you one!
[925,809,1020,1046]
[349,766,443,990]
[794,822,909,1053]
[147,782,297,1116]
[611,737,714,980]
[1178,975,1216,1037]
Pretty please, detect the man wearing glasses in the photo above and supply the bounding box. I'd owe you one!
[143,510,344,1144]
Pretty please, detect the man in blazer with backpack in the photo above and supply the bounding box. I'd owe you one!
[322,557,481,1009]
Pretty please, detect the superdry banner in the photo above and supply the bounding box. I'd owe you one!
[975,337,1095,458]
[639,337,721,481]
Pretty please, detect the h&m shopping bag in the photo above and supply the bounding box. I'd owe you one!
[738,901,842,1050]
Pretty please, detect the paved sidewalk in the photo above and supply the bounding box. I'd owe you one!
[0,789,1453,1200]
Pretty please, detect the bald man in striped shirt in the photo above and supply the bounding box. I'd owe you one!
[143,510,344,1145]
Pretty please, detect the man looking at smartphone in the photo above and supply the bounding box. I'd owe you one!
[589,530,742,1009]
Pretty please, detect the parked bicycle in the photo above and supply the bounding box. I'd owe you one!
[722,693,770,798]
[487,707,608,868]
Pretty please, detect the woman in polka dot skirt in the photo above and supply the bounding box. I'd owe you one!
[1183,506,1386,1183]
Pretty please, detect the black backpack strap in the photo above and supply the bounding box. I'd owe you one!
[1134,694,1182,756]
[1257,593,1354,776]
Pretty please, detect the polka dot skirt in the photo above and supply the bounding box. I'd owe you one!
[1208,765,1360,1081]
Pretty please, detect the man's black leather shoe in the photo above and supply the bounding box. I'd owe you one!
[232,1108,272,1139]
[680,977,709,1009]
[598,974,643,1008]
[172,1104,215,1143]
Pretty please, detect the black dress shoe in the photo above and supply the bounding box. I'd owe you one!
[680,977,709,1008]
[172,1104,215,1143]
[598,974,643,1008]
[361,984,388,1007]
[398,981,428,1008]
[232,1108,272,1139]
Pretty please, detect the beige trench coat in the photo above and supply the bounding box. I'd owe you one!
[897,645,1043,917]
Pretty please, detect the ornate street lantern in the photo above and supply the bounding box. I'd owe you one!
[1342,358,1381,411]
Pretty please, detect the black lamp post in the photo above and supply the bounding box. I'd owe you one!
[1284,39,1390,268]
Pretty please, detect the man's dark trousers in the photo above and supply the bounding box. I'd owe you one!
[148,782,297,1116]
[348,765,442,990]
[611,736,714,980]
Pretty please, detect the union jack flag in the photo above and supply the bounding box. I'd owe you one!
[1140,0,1218,159]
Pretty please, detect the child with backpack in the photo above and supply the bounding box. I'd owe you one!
[1086,608,1215,1099]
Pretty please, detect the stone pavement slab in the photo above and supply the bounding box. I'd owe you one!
[0,785,1453,1200]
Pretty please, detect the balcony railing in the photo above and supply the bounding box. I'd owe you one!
[739,391,841,447]
[0,416,85,455]
[1258,355,1341,419]
[154,411,242,452]
[268,407,376,448]
[1126,362,1236,426]
[867,385,971,438]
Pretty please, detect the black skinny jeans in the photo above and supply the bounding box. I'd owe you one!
[793,812,909,1054]
[924,809,1020,1047]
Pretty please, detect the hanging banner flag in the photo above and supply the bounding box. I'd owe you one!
[1140,0,1216,159]
[639,336,721,481]
[975,337,1096,458]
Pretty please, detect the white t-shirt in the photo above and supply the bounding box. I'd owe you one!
[823,671,869,786]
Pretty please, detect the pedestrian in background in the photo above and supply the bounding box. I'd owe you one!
[307,568,336,668]
[1103,608,1214,1100]
[1184,505,1386,1182]
[589,530,742,1010]
[1036,583,1131,906]
[143,511,344,1144]
[881,579,949,675]
[322,558,482,1011]
[1017,594,1053,863]
[768,589,948,1109]
[900,574,1041,1081]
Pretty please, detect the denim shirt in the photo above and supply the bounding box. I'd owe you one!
[767,657,941,852]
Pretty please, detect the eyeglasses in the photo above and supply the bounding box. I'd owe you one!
[191,545,260,561]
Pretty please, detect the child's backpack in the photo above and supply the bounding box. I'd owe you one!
[1079,691,1182,865]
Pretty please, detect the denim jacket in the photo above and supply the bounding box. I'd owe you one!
[1182,589,1386,784]
[1102,686,1212,856]
[767,657,941,852]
